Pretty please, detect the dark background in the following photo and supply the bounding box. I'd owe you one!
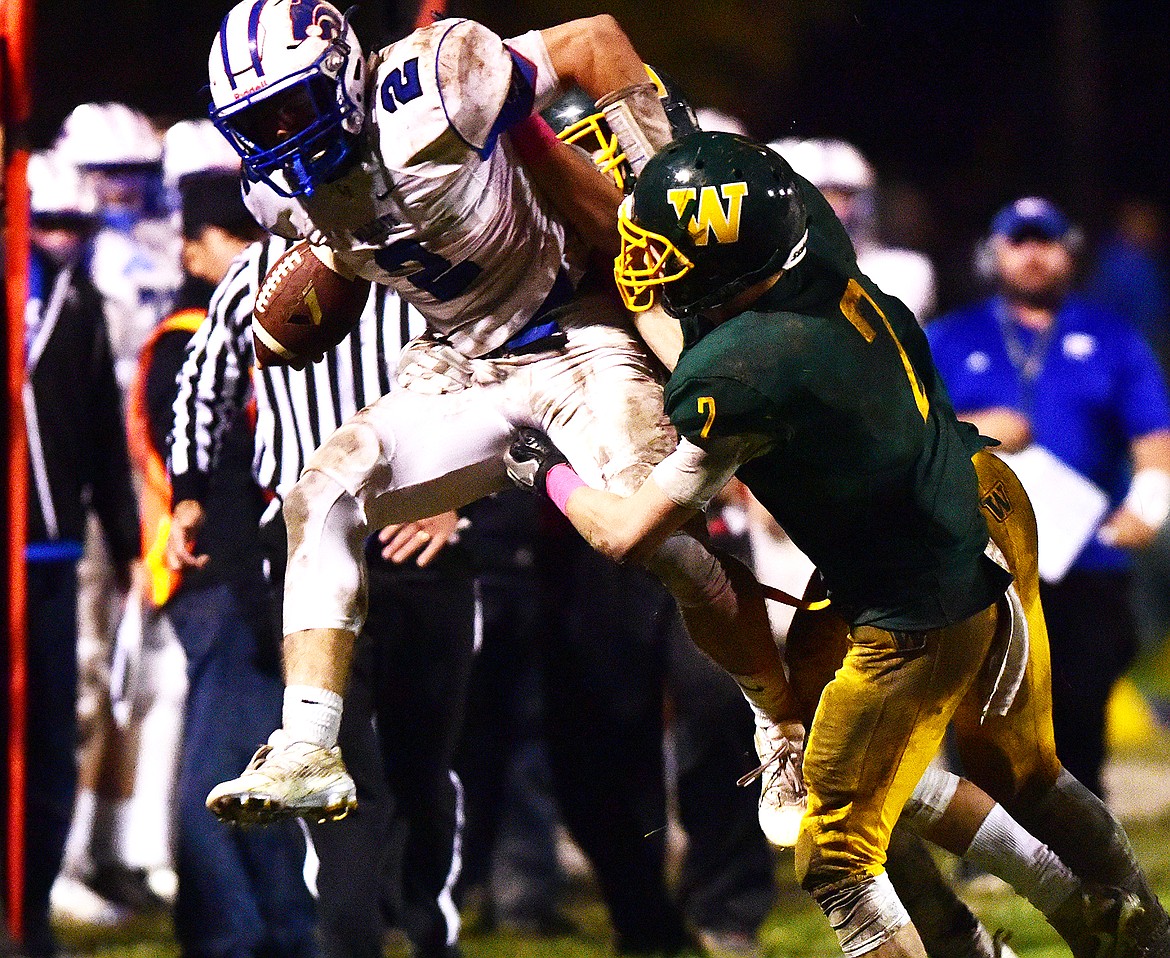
[25,0,1170,311]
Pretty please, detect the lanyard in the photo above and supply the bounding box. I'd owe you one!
[995,297,1057,418]
[995,297,1055,384]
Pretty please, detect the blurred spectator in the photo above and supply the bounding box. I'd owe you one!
[771,137,938,321]
[161,118,242,200]
[54,102,182,390]
[52,103,186,921]
[1086,199,1170,674]
[1085,198,1170,364]
[5,149,142,958]
[926,196,1170,799]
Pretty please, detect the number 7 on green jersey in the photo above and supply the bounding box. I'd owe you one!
[839,278,929,420]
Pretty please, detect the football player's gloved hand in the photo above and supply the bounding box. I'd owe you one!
[505,428,567,496]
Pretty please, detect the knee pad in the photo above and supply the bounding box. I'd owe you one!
[302,417,387,499]
[644,532,724,608]
[283,469,369,636]
[813,872,911,958]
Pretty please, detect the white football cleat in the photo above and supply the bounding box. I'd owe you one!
[49,874,130,928]
[206,729,357,826]
[738,719,807,847]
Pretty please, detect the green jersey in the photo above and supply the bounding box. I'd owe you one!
[664,176,1010,630]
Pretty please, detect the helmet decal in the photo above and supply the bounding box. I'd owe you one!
[289,0,342,42]
[614,132,808,318]
[667,183,748,246]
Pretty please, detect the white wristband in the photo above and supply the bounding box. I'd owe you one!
[1124,468,1170,530]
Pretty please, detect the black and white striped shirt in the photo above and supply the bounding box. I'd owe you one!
[169,235,425,513]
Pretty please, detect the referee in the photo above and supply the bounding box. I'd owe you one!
[168,235,477,958]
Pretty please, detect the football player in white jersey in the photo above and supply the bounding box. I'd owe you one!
[54,102,184,392]
[769,138,938,323]
[182,0,806,832]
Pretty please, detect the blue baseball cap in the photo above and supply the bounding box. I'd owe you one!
[990,197,1073,243]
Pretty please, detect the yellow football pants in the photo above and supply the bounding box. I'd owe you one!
[789,450,1063,893]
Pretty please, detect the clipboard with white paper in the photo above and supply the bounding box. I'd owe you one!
[998,445,1110,584]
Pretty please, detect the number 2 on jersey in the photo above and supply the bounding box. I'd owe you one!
[374,239,482,302]
[838,278,929,420]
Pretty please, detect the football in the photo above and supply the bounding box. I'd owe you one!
[252,242,370,369]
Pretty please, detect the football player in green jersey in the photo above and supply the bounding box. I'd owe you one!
[505,131,1170,958]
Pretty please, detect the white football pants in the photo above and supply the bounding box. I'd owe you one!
[283,299,676,635]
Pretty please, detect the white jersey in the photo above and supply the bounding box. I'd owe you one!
[244,19,580,358]
[88,216,183,392]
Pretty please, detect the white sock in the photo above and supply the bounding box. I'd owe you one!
[282,685,344,748]
[965,804,1079,916]
[60,788,96,877]
[90,797,134,867]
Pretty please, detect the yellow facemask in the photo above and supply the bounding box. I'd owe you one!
[555,66,672,194]
[556,111,625,191]
[613,196,694,313]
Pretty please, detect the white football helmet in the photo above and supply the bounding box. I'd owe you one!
[768,137,875,193]
[696,107,748,136]
[163,118,241,188]
[28,150,99,220]
[208,0,366,198]
[770,137,876,239]
[55,102,163,168]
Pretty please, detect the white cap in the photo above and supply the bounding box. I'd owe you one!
[769,137,875,192]
[27,150,99,219]
[696,107,748,136]
[163,118,241,187]
[55,102,163,168]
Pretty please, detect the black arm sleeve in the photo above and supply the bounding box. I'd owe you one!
[85,295,142,569]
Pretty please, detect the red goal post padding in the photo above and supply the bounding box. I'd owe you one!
[414,0,448,29]
[2,0,33,943]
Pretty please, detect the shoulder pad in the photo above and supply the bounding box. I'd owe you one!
[434,20,515,153]
[372,20,513,168]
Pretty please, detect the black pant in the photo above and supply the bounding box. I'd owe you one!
[305,544,477,958]
[454,565,552,907]
[667,618,777,937]
[535,523,692,954]
[1041,569,1138,799]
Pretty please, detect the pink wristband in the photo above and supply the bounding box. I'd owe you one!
[508,113,561,164]
[545,462,586,515]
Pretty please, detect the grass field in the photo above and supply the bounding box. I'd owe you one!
[58,671,1170,958]
[58,789,1170,958]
